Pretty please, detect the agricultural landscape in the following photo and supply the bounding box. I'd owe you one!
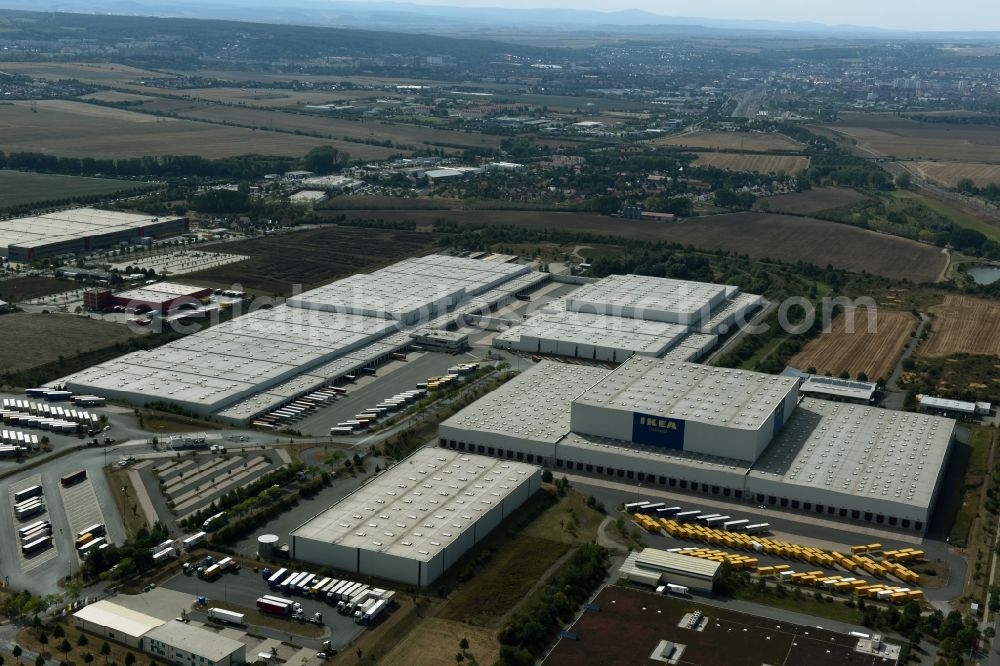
[0,6,999,666]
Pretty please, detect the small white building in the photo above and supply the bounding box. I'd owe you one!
[144,620,246,666]
[72,600,164,649]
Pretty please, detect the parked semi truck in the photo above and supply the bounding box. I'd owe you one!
[208,608,245,625]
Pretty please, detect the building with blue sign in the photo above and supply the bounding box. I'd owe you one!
[439,358,955,532]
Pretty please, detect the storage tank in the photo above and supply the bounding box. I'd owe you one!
[257,533,279,559]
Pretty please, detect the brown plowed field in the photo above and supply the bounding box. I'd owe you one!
[0,100,386,159]
[322,209,947,282]
[791,308,917,380]
[693,152,809,174]
[755,187,870,215]
[922,295,1000,357]
[825,113,1000,162]
[654,130,802,152]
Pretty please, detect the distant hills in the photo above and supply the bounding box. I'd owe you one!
[0,1,996,39]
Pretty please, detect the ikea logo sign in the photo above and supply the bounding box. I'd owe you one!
[633,412,685,450]
[638,417,680,430]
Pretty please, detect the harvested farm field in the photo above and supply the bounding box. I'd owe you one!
[0,100,350,159]
[791,308,917,380]
[0,170,154,209]
[654,130,802,152]
[0,276,78,301]
[824,113,1000,162]
[693,152,809,174]
[0,61,163,84]
[0,313,136,373]
[144,101,506,152]
[922,295,1000,357]
[755,187,870,215]
[323,209,947,282]
[911,162,1000,188]
[186,226,438,296]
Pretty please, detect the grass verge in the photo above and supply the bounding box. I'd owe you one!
[105,466,150,538]
[18,621,168,666]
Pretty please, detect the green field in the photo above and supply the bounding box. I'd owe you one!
[0,170,154,209]
[890,190,1000,243]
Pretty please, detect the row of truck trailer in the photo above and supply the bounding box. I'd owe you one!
[626,501,770,535]
[330,387,428,435]
[259,567,395,626]
[253,386,347,430]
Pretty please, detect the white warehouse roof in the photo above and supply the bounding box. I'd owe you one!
[441,361,610,446]
[566,274,735,325]
[144,620,245,662]
[749,399,954,513]
[635,548,722,581]
[574,357,799,432]
[73,600,163,639]
[291,448,539,562]
[62,305,398,414]
[493,308,689,358]
[918,395,976,414]
[286,254,530,323]
[0,208,182,250]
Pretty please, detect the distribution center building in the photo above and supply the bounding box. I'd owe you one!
[494,274,762,363]
[439,358,955,531]
[0,208,187,261]
[290,448,541,586]
[56,254,546,422]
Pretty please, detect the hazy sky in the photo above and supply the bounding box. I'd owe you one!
[381,0,999,31]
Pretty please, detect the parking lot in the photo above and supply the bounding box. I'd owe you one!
[109,249,248,276]
[8,475,59,573]
[294,351,482,437]
[160,565,369,651]
[60,475,108,557]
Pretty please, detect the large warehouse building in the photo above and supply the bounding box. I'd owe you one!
[494,275,762,363]
[290,448,541,586]
[57,254,547,421]
[439,359,955,531]
[0,208,187,261]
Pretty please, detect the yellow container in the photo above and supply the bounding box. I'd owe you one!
[850,545,867,555]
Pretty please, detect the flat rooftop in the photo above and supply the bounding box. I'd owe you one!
[574,357,799,431]
[800,375,877,402]
[73,600,163,639]
[441,361,610,445]
[0,208,182,249]
[114,282,209,302]
[557,431,751,479]
[749,399,955,510]
[494,307,689,356]
[62,305,397,412]
[144,620,244,660]
[547,586,900,666]
[566,274,733,323]
[291,448,539,562]
[286,255,531,321]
